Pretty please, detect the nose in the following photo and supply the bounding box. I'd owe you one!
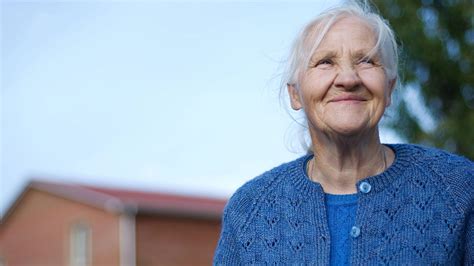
[334,66,362,90]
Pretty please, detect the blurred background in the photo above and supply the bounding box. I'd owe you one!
[1,0,472,265]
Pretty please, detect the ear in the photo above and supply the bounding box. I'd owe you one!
[287,83,303,110]
[385,78,396,107]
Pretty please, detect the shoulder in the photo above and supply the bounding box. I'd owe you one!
[222,155,309,231]
[391,143,474,213]
[390,143,473,175]
[397,143,473,178]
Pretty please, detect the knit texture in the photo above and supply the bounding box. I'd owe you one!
[325,193,358,266]
[213,144,474,265]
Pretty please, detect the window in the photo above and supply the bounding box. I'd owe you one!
[70,223,91,266]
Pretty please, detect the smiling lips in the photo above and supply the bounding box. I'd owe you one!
[329,94,367,103]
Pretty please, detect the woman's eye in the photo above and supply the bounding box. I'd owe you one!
[359,57,374,65]
[316,59,332,66]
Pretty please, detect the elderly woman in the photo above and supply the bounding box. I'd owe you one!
[213,1,473,265]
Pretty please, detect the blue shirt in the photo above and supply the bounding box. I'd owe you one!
[325,193,358,266]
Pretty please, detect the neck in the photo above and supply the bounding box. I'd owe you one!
[308,127,392,194]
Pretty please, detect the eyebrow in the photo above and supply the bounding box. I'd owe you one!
[310,49,377,61]
[309,50,338,64]
[352,50,377,58]
[311,50,337,59]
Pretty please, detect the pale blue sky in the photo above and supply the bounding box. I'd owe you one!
[1,0,405,217]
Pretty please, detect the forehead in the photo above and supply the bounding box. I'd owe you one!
[310,15,376,53]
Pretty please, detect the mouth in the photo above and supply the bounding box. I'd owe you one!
[329,95,367,103]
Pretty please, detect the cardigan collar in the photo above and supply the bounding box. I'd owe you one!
[288,144,414,195]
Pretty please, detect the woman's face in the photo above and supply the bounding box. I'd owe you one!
[288,16,395,138]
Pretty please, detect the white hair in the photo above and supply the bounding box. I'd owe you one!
[281,0,400,152]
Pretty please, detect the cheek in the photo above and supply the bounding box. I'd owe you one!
[359,70,389,97]
[300,70,336,103]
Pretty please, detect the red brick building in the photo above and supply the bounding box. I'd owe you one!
[0,180,227,266]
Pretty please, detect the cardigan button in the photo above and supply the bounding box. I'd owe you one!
[359,181,372,193]
[350,226,361,238]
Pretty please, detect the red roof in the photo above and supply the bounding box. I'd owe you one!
[5,180,228,221]
[82,184,228,217]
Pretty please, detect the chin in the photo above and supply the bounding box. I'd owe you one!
[326,123,375,138]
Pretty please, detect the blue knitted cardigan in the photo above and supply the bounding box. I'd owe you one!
[213,144,474,265]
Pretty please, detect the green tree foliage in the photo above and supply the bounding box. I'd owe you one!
[373,0,474,159]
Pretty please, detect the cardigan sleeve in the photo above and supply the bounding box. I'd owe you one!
[465,206,474,265]
[213,181,254,265]
[212,174,268,265]
[213,206,241,265]
[212,167,282,265]
[424,150,474,263]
